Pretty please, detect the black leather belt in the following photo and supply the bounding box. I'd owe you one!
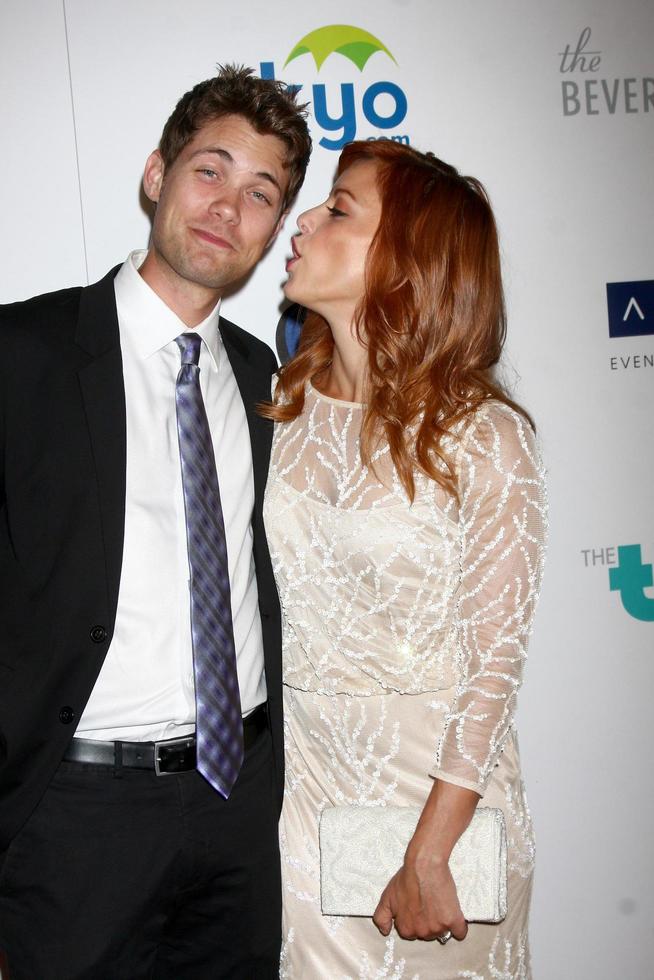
[63,702,268,775]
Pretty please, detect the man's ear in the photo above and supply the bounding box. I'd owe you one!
[143,149,165,204]
[266,210,289,249]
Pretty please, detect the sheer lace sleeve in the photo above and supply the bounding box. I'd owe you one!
[430,402,548,796]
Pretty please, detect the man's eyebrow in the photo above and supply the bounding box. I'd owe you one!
[189,146,283,195]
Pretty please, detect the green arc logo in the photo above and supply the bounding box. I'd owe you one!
[284,25,397,72]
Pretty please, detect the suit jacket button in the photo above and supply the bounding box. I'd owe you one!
[90,625,107,643]
[59,706,75,724]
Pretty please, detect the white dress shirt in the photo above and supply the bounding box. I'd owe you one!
[78,250,266,742]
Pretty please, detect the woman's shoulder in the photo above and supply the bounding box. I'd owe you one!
[460,397,535,446]
[456,398,542,480]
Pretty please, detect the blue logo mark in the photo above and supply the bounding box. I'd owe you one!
[609,544,654,622]
[607,280,654,338]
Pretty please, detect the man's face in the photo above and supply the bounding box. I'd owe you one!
[142,114,290,298]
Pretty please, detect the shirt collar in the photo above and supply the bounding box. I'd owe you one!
[114,250,222,369]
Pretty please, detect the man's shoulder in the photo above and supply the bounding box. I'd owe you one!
[0,287,85,363]
[0,283,84,329]
[0,266,120,351]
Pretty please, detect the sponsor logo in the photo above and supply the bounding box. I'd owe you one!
[606,280,654,372]
[558,27,654,116]
[284,24,397,73]
[261,24,410,150]
[581,545,654,622]
[609,545,654,622]
[607,280,654,339]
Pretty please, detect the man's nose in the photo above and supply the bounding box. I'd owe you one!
[209,184,240,224]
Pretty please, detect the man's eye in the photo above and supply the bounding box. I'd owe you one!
[327,206,347,217]
[251,190,271,205]
[199,168,218,178]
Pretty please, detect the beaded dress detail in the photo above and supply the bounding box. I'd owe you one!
[263,384,547,979]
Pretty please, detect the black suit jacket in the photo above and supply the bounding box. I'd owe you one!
[0,266,283,850]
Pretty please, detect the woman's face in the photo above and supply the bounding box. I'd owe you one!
[284,159,382,326]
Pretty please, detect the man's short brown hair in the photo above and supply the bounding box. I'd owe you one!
[159,64,311,211]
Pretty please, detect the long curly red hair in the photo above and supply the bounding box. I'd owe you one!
[260,140,529,500]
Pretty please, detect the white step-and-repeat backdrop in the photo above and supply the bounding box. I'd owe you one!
[1,1,653,977]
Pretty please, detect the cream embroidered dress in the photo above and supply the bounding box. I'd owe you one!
[263,384,547,980]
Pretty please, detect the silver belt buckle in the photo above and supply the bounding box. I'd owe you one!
[154,735,196,776]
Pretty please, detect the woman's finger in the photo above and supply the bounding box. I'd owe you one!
[449,914,468,941]
[372,888,394,936]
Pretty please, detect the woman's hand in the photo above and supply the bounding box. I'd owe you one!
[372,778,479,942]
[373,850,467,941]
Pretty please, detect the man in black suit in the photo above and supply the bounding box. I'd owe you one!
[0,65,310,980]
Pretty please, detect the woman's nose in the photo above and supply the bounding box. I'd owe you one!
[297,204,320,234]
[297,211,310,234]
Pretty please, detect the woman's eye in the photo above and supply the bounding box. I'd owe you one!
[327,205,347,217]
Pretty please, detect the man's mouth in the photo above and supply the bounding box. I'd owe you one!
[193,228,236,250]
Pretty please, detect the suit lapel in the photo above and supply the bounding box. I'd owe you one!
[219,323,273,514]
[75,267,127,614]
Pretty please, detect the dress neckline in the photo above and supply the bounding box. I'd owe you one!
[309,382,365,410]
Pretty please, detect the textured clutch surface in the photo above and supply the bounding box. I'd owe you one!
[320,804,507,922]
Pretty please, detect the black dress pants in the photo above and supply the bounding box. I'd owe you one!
[0,729,281,980]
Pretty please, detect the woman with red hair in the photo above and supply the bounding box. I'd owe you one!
[262,140,547,978]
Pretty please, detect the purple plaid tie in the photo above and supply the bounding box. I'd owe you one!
[175,332,244,798]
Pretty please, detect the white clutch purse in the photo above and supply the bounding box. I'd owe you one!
[319,804,508,922]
